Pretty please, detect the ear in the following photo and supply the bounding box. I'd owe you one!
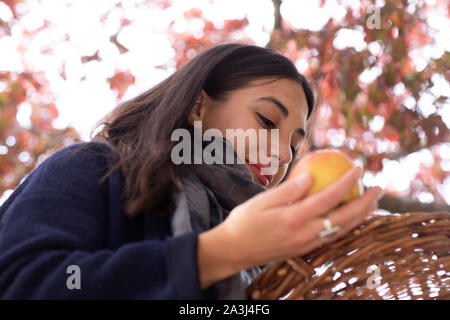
[188,90,209,125]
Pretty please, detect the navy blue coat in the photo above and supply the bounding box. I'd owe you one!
[0,142,219,299]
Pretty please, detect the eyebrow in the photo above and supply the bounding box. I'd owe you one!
[257,96,305,138]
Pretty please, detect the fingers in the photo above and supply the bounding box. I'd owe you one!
[284,167,363,225]
[249,172,313,210]
[297,186,383,254]
[328,186,383,222]
[301,206,375,255]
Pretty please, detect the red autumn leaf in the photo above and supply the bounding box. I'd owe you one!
[381,124,400,142]
[81,50,101,63]
[183,8,202,19]
[47,103,59,118]
[110,34,129,54]
[107,70,135,100]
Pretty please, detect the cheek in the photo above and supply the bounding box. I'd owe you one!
[204,107,253,134]
[203,107,276,164]
[205,111,259,152]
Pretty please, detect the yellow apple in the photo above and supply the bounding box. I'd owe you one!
[288,148,363,203]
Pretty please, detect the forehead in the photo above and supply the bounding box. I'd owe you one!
[233,78,309,119]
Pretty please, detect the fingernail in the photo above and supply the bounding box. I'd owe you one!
[366,201,378,216]
[373,187,384,200]
[370,201,378,211]
[354,167,363,178]
[294,172,311,188]
[367,206,376,217]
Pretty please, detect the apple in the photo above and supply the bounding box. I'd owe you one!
[288,148,363,203]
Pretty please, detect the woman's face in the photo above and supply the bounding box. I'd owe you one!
[190,78,309,189]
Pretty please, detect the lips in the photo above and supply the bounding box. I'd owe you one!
[245,161,274,186]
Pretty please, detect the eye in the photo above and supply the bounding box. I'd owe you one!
[256,113,275,129]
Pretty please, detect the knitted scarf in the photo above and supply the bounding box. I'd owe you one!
[170,127,267,299]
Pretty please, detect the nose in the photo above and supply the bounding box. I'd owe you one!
[274,142,293,166]
[260,135,294,171]
[263,145,291,176]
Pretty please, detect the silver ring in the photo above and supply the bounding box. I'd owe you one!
[318,218,341,239]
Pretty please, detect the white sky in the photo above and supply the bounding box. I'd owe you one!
[0,0,449,205]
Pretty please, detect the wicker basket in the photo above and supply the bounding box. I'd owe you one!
[247,212,450,300]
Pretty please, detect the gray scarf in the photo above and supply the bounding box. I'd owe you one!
[170,128,267,299]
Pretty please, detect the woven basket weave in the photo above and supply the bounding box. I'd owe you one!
[247,212,450,300]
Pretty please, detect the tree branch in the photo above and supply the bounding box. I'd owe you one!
[266,0,283,49]
[382,138,449,161]
[272,0,282,30]
[378,194,450,214]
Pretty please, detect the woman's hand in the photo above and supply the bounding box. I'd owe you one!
[197,167,383,289]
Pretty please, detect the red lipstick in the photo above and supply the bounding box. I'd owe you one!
[246,162,274,186]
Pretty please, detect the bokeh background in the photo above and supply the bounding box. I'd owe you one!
[0,0,449,213]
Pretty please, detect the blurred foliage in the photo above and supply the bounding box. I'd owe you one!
[0,0,448,206]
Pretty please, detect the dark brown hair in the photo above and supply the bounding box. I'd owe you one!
[87,43,315,218]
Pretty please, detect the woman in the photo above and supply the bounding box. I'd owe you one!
[0,43,383,299]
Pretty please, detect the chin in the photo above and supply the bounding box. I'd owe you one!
[267,170,286,188]
[243,163,265,187]
[266,179,277,189]
[266,176,282,189]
